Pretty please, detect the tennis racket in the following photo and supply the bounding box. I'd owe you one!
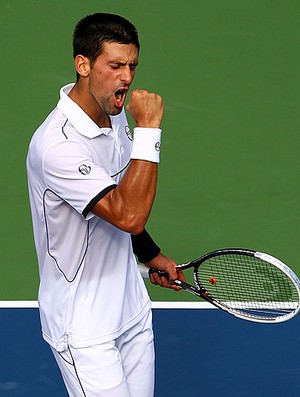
[140,248,300,323]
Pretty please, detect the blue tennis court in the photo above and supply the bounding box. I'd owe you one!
[1,303,300,396]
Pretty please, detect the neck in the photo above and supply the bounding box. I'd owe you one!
[69,83,111,128]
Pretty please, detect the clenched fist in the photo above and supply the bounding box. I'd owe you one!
[126,89,164,128]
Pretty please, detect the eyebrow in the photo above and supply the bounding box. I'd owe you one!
[109,60,138,66]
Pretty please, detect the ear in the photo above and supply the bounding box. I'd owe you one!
[74,55,91,78]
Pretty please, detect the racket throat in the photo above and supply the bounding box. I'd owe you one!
[175,280,212,301]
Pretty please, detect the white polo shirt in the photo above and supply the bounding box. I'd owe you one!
[26,84,151,351]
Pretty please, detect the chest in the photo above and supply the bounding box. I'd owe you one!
[86,122,133,183]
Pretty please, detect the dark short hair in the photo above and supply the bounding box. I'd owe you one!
[73,13,140,64]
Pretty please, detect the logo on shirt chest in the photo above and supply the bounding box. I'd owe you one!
[125,125,133,141]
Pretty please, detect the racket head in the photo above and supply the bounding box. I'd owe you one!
[178,248,300,323]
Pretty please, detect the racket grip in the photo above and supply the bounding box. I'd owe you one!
[149,268,169,278]
[137,265,169,279]
[138,264,150,278]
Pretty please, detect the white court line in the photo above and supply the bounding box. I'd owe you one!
[152,301,215,309]
[0,301,39,308]
[2,301,294,309]
[0,301,215,309]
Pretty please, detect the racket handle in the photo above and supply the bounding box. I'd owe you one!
[149,268,169,277]
[138,265,170,279]
[138,264,151,278]
[138,266,177,282]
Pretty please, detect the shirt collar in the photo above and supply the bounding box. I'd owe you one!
[57,83,112,138]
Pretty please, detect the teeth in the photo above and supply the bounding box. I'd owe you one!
[116,90,124,101]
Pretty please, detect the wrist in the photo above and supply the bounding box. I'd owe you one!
[130,127,162,163]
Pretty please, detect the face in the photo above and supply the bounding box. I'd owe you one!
[88,41,139,117]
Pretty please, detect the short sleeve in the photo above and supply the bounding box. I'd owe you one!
[42,139,116,217]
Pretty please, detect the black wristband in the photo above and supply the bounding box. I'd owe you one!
[131,229,161,263]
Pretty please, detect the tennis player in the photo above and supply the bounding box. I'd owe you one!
[26,12,184,397]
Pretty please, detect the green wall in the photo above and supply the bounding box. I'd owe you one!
[1,0,300,300]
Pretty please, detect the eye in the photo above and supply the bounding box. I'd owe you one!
[130,64,137,71]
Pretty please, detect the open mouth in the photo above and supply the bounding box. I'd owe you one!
[114,89,127,108]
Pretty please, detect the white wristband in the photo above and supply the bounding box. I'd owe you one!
[130,127,162,163]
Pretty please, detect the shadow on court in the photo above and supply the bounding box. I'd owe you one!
[1,307,300,396]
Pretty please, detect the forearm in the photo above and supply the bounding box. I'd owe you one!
[115,159,158,230]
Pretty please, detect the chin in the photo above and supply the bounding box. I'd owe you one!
[109,107,123,116]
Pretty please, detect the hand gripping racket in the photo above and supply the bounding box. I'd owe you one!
[142,248,300,323]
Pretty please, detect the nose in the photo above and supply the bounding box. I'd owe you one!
[120,66,134,84]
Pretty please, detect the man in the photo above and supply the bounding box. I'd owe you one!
[27,12,184,397]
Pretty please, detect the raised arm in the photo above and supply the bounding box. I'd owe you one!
[92,89,164,234]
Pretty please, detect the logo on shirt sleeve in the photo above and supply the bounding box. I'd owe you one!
[78,164,91,175]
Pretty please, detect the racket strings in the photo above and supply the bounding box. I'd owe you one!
[195,254,299,320]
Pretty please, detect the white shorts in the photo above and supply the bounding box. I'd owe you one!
[50,310,155,397]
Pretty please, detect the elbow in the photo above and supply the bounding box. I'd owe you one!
[119,213,147,235]
[92,194,149,234]
[121,219,146,235]
[128,224,146,235]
